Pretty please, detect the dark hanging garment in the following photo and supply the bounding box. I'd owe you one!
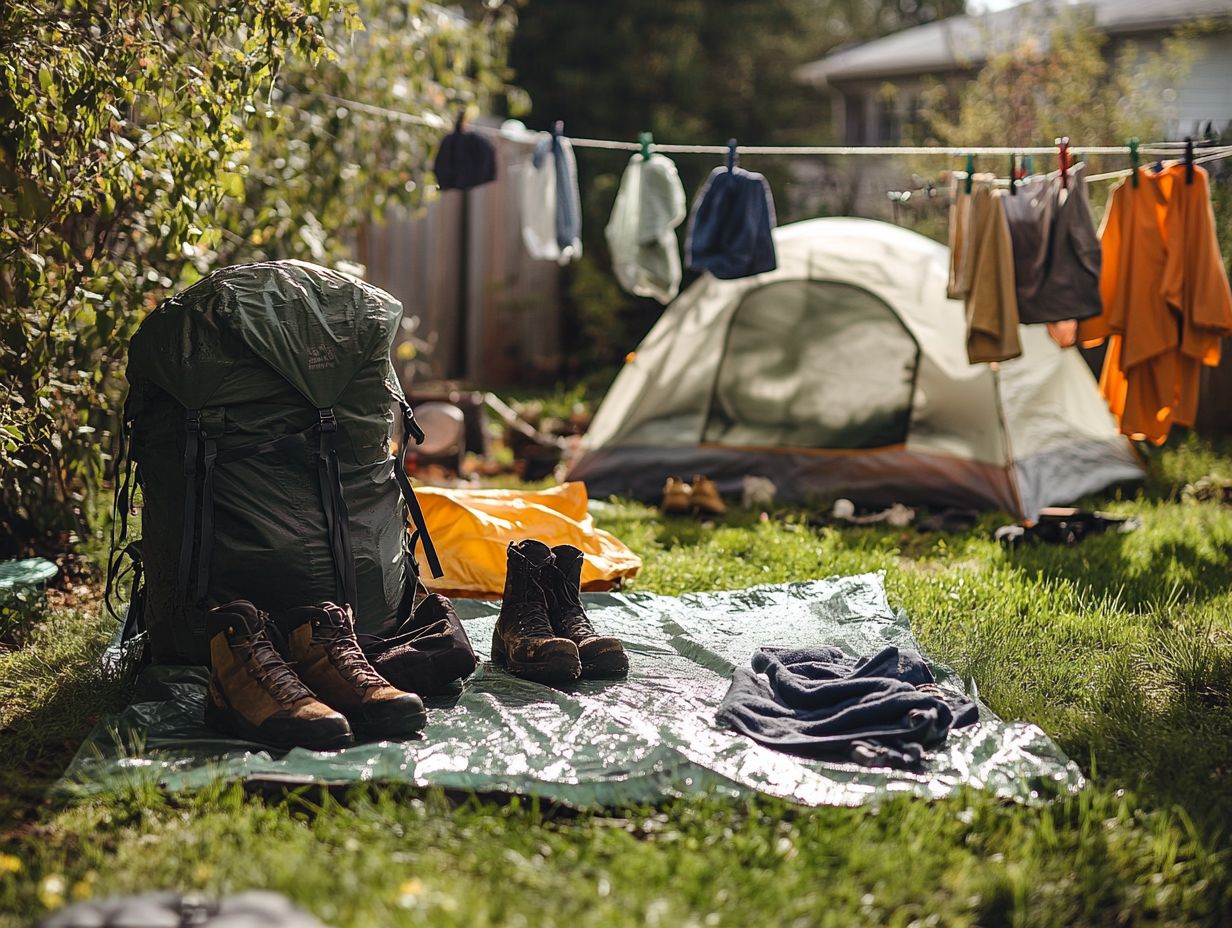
[685,165,777,280]
[1003,163,1102,324]
[433,129,497,191]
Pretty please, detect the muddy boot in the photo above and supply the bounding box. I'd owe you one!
[205,600,354,750]
[277,602,427,739]
[545,545,629,678]
[492,540,581,684]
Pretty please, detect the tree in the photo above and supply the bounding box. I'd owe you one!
[0,0,516,553]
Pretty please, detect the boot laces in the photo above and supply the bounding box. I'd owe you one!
[510,588,556,641]
[554,584,596,640]
[317,622,388,689]
[235,618,313,704]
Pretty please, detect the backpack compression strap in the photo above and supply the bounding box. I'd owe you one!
[394,398,444,579]
[317,408,361,610]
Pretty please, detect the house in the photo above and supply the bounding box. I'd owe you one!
[797,0,1232,147]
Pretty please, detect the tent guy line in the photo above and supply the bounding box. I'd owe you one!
[302,89,1227,160]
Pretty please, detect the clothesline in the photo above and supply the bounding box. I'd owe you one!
[303,90,1222,160]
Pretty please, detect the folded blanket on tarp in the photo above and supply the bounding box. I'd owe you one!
[60,574,1082,809]
[717,646,979,768]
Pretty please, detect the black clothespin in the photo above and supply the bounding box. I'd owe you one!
[1128,137,1139,188]
[1009,153,1018,195]
[964,153,974,194]
[454,106,467,133]
[726,138,738,172]
[1185,136,1195,184]
[552,120,564,139]
[1056,137,1070,189]
[639,131,653,161]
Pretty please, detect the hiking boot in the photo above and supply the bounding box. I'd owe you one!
[492,540,581,684]
[690,475,727,517]
[545,545,629,678]
[660,476,692,515]
[205,600,354,751]
[277,602,427,739]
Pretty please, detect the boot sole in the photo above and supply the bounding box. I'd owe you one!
[491,633,581,684]
[582,652,630,678]
[349,706,428,740]
[204,701,355,752]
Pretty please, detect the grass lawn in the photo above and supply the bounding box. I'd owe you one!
[2,437,1231,926]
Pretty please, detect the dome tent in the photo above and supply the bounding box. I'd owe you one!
[567,218,1143,519]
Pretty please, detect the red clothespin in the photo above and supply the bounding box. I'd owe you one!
[1056,137,1070,189]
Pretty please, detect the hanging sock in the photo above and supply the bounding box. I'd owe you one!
[604,149,687,303]
[685,140,777,280]
[433,111,497,191]
[519,122,583,265]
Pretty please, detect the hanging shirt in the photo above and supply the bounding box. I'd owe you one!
[1002,163,1102,324]
[956,178,1022,364]
[605,152,687,303]
[520,131,582,265]
[1079,163,1232,444]
[946,176,973,301]
[686,164,777,279]
[433,128,497,191]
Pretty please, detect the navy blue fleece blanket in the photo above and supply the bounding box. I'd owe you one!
[716,645,979,768]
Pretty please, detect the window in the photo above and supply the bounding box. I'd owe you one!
[702,280,919,450]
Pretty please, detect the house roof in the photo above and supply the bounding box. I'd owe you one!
[796,0,1232,87]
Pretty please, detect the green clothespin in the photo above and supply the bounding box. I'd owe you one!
[964,153,974,194]
[1024,155,1033,176]
[639,131,653,161]
[1128,137,1140,188]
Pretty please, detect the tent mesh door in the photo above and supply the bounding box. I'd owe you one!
[702,280,919,449]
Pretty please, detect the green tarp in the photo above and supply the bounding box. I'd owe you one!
[60,575,1082,808]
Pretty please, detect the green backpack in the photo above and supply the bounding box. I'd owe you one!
[107,261,441,666]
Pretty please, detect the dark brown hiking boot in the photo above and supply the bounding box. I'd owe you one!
[278,602,427,739]
[545,545,629,678]
[492,540,581,684]
[205,600,354,751]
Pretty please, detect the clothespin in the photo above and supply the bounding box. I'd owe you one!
[1024,155,1033,176]
[1185,136,1195,185]
[454,106,467,133]
[1128,137,1139,188]
[639,131,653,161]
[726,138,738,172]
[964,153,974,194]
[1056,137,1070,189]
[1009,153,1018,195]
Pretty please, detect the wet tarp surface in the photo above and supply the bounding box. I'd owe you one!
[60,575,1082,808]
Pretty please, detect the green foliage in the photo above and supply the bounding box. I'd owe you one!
[0,0,517,554]
[0,1,330,550]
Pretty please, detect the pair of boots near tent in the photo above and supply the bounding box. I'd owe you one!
[107,261,624,751]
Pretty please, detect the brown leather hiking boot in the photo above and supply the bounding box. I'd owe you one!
[545,545,629,678]
[690,475,727,517]
[492,540,581,684]
[205,600,353,751]
[660,476,692,515]
[277,602,427,739]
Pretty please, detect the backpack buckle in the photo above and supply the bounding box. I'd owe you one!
[318,408,338,433]
[184,410,202,433]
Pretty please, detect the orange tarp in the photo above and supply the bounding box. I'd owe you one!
[411,482,642,598]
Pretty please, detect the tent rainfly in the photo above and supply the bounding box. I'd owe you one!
[566,217,1143,519]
